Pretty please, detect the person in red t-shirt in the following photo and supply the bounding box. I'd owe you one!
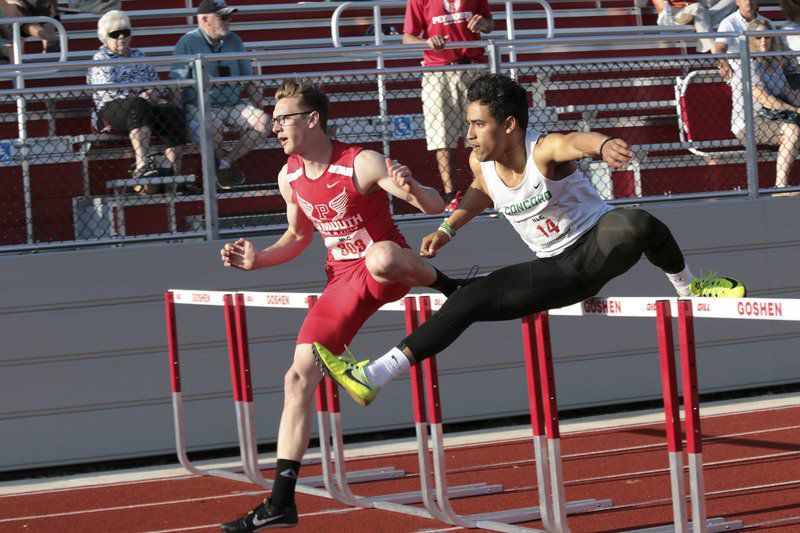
[403,0,493,211]
[218,79,464,531]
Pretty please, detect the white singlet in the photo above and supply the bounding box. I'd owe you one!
[481,129,612,258]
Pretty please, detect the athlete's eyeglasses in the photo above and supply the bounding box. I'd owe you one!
[108,28,132,39]
[270,111,313,126]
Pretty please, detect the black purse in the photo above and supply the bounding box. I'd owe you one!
[758,107,800,126]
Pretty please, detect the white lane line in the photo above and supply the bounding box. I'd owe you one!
[0,490,266,523]
[4,449,798,523]
[416,480,800,533]
[2,398,798,498]
[141,507,360,533]
[742,515,800,529]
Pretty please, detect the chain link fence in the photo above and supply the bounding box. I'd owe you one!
[1,35,798,252]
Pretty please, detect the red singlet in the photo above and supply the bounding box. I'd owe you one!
[288,142,411,352]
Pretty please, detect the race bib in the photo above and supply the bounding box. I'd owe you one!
[324,227,374,261]
[523,208,573,251]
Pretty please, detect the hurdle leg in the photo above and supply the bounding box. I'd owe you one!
[372,297,500,519]
[231,294,393,497]
[415,297,548,531]
[165,291,279,485]
[656,300,690,532]
[533,312,614,533]
[165,292,203,477]
[677,300,742,533]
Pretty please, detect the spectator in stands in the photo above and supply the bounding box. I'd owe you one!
[87,10,187,193]
[1,0,60,53]
[169,0,269,190]
[779,0,800,88]
[0,12,13,62]
[733,18,800,192]
[713,0,767,80]
[653,0,736,52]
[403,0,493,212]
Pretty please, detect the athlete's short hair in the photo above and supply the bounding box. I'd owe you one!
[275,78,330,133]
[467,73,529,130]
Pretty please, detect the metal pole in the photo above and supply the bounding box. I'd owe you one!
[487,39,499,74]
[737,35,759,199]
[374,4,391,157]
[194,56,220,240]
[13,23,32,245]
[505,1,517,78]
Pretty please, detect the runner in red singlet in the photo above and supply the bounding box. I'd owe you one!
[218,79,457,531]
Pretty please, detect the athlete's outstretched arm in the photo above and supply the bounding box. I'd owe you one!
[220,165,314,271]
[420,152,493,258]
[353,150,445,214]
[534,132,633,171]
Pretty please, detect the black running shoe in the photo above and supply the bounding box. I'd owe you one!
[219,498,298,531]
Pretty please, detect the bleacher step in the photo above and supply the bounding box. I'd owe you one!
[106,174,196,192]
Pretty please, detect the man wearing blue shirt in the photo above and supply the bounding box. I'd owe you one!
[170,0,269,188]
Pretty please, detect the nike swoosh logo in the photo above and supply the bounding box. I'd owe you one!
[533,182,542,189]
[252,514,285,527]
[344,368,370,389]
[279,468,297,480]
[326,182,338,188]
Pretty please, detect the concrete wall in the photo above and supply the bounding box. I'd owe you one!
[2,197,799,472]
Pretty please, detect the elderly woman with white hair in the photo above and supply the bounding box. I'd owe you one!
[87,10,185,189]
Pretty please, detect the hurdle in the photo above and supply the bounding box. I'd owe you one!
[669,296,800,532]
[224,291,406,495]
[233,291,502,509]
[414,295,613,531]
[165,289,256,485]
[539,297,743,532]
[165,289,399,498]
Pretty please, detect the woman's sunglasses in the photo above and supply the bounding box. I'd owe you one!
[108,28,132,39]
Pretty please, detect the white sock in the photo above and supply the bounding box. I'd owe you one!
[219,159,231,169]
[666,266,695,297]
[365,347,410,388]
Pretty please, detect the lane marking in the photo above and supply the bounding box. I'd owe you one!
[142,507,360,533]
[3,451,798,523]
[2,397,798,498]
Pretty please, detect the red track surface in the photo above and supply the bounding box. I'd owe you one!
[2,404,799,532]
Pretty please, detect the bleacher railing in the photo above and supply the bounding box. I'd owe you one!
[2,29,800,252]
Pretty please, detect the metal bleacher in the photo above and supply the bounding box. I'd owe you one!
[4,0,768,249]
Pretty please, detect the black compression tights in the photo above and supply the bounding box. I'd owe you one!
[401,208,685,360]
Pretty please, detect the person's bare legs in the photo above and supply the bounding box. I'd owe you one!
[776,123,800,189]
[165,145,184,175]
[224,110,270,165]
[435,147,455,196]
[129,127,151,171]
[25,23,58,52]
[365,241,437,286]
[276,344,323,461]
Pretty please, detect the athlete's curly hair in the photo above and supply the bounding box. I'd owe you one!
[275,78,330,133]
[467,73,529,130]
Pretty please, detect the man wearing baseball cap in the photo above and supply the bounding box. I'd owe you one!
[197,0,238,16]
[170,0,270,190]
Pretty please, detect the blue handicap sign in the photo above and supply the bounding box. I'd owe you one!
[0,140,13,165]
[391,115,414,140]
